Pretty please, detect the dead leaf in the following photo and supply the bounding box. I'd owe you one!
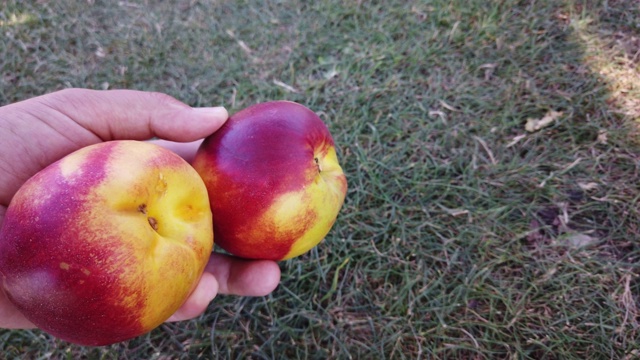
[272,79,298,93]
[95,46,106,58]
[439,100,460,112]
[429,110,447,124]
[526,219,546,244]
[437,204,469,217]
[446,208,469,217]
[324,68,339,80]
[472,136,496,165]
[525,110,563,132]
[562,158,582,172]
[565,232,598,248]
[578,182,599,191]
[506,134,527,148]
[538,267,557,283]
[597,130,608,144]
[479,63,497,80]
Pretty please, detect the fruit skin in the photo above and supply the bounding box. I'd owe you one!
[192,101,347,261]
[0,141,213,346]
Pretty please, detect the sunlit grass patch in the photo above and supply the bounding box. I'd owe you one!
[570,13,640,125]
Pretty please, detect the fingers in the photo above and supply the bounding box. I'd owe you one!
[166,253,281,322]
[205,253,281,296]
[166,272,218,322]
[0,289,35,329]
[40,88,228,142]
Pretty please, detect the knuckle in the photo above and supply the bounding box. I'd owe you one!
[146,91,186,109]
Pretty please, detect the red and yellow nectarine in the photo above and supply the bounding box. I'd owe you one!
[0,141,213,346]
[193,101,347,261]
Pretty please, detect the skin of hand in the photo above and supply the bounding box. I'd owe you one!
[0,88,281,329]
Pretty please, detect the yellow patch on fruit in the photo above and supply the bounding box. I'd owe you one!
[58,146,92,179]
[76,142,212,331]
[273,147,346,260]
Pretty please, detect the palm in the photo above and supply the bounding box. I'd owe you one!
[1,102,96,213]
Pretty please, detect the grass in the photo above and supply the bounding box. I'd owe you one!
[1,0,640,358]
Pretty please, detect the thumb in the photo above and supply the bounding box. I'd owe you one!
[38,88,228,142]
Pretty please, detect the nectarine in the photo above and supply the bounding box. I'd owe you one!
[193,101,347,261]
[0,141,213,346]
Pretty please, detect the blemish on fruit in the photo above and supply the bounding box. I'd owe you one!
[82,268,91,276]
[314,157,322,173]
[60,262,70,270]
[138,204,147,214]
[155,173,168,196]
[148,217,159,231]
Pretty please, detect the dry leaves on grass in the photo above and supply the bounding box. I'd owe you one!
[525,110,563,132]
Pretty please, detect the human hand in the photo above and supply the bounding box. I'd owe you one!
[0,89,280,329]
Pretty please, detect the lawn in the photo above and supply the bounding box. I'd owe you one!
[1,0,639,359]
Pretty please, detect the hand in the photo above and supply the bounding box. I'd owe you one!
[0,89,280,329]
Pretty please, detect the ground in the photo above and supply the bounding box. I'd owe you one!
[0,0,639,359]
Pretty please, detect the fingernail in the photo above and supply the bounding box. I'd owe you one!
[192,106,228,119]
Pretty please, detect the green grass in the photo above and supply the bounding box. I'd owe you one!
[1,0,640,358]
